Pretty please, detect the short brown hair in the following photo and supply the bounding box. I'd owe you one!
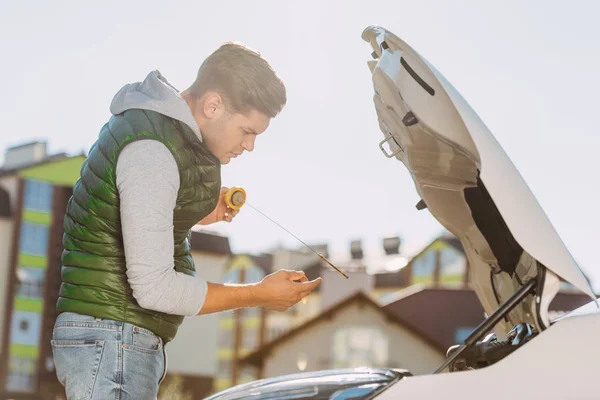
[191,42,287,118]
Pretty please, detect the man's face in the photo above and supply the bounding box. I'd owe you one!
[203,108,270,164]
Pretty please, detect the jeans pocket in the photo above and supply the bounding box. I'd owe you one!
[124,326,162,354]
[122,328,165,392]
[51,340,105,399]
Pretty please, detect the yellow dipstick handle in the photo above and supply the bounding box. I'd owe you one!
[225,187,246,210]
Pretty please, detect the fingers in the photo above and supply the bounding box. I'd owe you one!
[299,277,322,292]
[295,278,322,299]
[292,274,309,283]
[283,270,307,282]
[223,207,240,223]
[264,276,322,312]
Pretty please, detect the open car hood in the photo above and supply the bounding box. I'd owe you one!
[362,26,595,334]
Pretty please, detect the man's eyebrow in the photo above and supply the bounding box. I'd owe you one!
[245,127,258,135]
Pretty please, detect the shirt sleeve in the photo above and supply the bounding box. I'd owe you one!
[116,139,208,316]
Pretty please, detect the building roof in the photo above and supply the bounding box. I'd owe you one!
[189,230,232,255]
[0,186,10,218]
[5,140,47,151]
[383,287,485,351]
[383,286,595,351]
[250,253,274,274]
[302,261,322,281]
[373,267,410,289]
[239,291,445,368]
[0,152,70,177]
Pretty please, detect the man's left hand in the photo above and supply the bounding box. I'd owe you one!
[197,187,240,225]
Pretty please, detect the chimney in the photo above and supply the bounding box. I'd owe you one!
[383,236,401,255]
[3,141,47,170]
[350,240,363,260]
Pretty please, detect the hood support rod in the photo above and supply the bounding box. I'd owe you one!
[433,278,537,374]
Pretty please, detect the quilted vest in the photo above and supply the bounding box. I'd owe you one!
[56,109,220,342]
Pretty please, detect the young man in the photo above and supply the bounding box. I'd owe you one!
[51,42,322,399]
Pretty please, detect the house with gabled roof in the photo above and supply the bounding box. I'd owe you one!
[238,291,447,379]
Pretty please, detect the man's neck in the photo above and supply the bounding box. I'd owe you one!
[181,89,207,134]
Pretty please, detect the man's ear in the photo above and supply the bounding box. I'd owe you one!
[203,92,225,120]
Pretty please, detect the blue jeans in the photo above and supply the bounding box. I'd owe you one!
[51,312,167,400]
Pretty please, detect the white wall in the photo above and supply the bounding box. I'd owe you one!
[320,268,375,310]
[0,176,17,349]
[165,252,229,376]
[0,218,14,348]
[262,301,445,378]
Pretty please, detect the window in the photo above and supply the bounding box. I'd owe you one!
[411,250,436,284]
[6,357,37,392]
[6,312,41,389]
[455,327,475,344]
[10,311,42,347]
[224,269,241,284]
[16,267,45,299]
[24,179,53,212]
[19,222,49,256]
[245,267,264,284]
[439,247,467,284]
[332,327,388,369]
[241,327,258,350]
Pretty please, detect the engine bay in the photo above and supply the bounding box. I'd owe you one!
[446,323,537,372]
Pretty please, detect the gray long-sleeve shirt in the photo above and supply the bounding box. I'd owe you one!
[116,140,208,316]
[109,70,211,316]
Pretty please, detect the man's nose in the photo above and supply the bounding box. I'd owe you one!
[243,136,255,152]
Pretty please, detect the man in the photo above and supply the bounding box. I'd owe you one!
[51,42,322,399]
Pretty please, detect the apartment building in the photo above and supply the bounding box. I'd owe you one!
[0,141,85,397]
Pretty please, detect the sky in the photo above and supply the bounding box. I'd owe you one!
[1,1,599,290]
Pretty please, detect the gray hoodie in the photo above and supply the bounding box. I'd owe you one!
[110,70,203,141]
[111,71,209,317]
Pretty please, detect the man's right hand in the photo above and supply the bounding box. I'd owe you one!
[252,270,322,312]
[197,270,322,315]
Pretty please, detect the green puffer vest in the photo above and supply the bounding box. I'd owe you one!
[56,109,221,342]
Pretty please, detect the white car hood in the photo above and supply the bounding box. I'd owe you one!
[362,26,595,334]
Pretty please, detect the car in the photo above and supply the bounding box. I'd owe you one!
[204,25,600,400]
